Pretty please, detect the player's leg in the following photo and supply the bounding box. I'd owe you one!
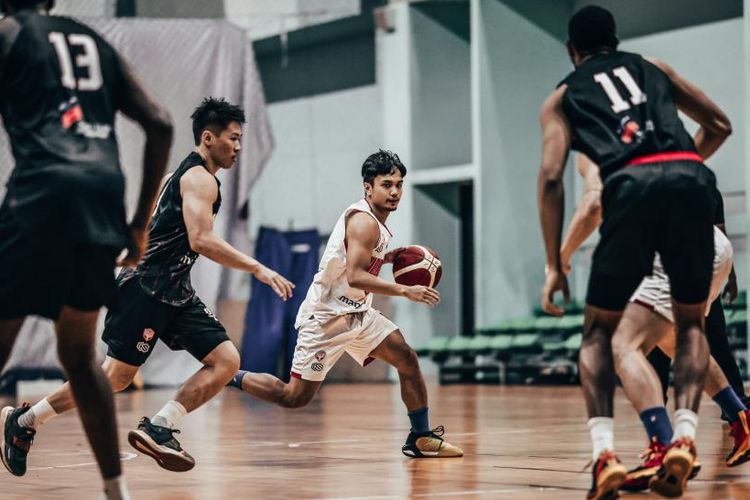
[127,299,238,472]
[650,167,715,497]
[361,313,462,458]
[613,302,676,493]
[232,370,322,408]
[19,356,139,432]
[55,306,126,497]
[705,299,747,402]
[231,313,350,407]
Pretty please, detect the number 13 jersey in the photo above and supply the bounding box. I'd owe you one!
[559,51,697,181]
[0,10,129,247]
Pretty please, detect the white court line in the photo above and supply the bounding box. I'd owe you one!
[316,487,530,499]
[248,427,586,449]
[28,452,137,471]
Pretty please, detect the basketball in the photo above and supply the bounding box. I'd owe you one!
[392,245,442,288]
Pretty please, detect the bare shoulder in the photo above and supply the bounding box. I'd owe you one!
[643,56,674,76]
[180,165,217,199]
[540,85,567,118]
[345,211,379,245]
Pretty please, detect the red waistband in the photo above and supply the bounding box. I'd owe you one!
[626,151,703,166]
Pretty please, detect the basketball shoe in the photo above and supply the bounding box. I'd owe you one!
[649,437,696,497]
[621,437,667,492]
[401,425,463,458]
[127,417,195,472]
[0,403,35,476]
[726,409,750,467]
[587,450,626,500]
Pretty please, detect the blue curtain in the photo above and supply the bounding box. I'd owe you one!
[241,227,319,380]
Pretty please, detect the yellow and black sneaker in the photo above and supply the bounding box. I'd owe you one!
[0,404,35,477]
[401,425,463,458]
[587,450,626,500]
[127,417,195,472]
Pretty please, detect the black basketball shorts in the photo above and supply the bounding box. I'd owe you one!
[586,160,716,311]
[102,277,229,366]
[0,202,119,320]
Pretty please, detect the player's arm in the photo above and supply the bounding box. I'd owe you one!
[345,212,439,306]
[0,16,21,80]
[647,57,732,160]
[181,167,294,300]
[560,154,602,273]
[115,53,174,265]
[537,86,572,316]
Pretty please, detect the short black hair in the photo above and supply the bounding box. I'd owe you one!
[190,97,246,145]
[1,0,53,13]
[361,149,407,184]
[568,5,618,54]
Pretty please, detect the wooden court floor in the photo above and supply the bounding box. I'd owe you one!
[2,383,750,499]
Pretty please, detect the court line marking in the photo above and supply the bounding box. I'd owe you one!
[316,487,530,499]
[27,452,137,471]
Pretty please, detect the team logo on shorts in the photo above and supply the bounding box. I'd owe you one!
[136,342,150,353]
[311,362,324,372]
[142,328,155,342]
[314,350,326,361]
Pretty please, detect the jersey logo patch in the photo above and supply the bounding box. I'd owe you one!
[142,328,155,342]
[136,342,150,354]
[315,350,326,361]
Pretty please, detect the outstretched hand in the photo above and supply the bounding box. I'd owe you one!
[541,266,570,317]
[254,265,295,301]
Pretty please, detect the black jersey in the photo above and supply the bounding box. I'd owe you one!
[0,10,128,246]
[559,51,697,180]
[123,152,221,306]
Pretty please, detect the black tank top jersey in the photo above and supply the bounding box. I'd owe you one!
[123,152,221,306]
[559,51,697,180]
[0,10,128,246]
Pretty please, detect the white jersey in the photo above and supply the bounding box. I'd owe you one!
[295,199,392,327]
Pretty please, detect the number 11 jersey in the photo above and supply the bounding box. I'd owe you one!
[559,51,697,181]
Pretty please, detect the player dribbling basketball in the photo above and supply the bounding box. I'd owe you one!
[228,149,462,458]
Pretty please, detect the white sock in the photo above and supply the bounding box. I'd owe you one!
[587,417,614,461]
[18,399,58,429]
[151,400,188,429]
[102,476,130,500]
[672,409,699,441]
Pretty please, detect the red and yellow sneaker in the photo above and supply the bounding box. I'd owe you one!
[726,409,750,467]
[586,450,626,500]
[620,437,667,492]
[649,437,696,498]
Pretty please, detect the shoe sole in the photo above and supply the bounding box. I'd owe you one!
[0,406,24,477]
[726,438,750,467]
[588,465,626,500]
[127,430,195,472]
[649,450,693,498]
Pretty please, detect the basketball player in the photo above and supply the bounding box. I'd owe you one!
[228,150,463,458]
[5,98,294,473]
[560,156,750,492]
[537,6,731,499]
[0,1,173,498]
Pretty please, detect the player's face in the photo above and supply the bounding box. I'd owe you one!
[207,121,243,169]
[365,169,403,212]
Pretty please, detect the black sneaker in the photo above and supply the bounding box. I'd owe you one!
[127,417,195,472]
[401,425,463,458]
[1,403,36,476]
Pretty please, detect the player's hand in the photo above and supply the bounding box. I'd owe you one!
[384,247,406,264]
[723,271,738,305]
[254,265,295,301]
[118,225,148,267]
[404,285,440,307]
[541,266,570,317]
